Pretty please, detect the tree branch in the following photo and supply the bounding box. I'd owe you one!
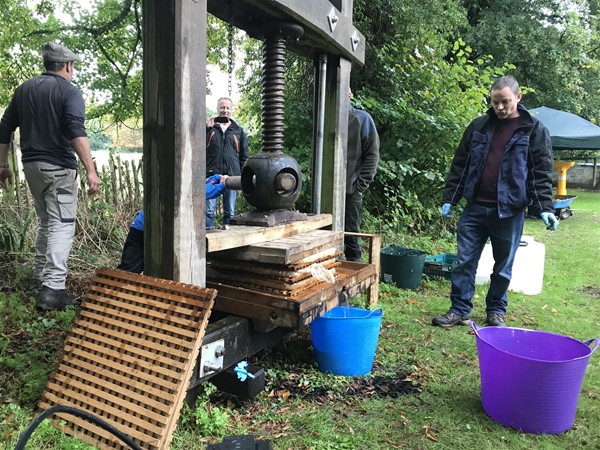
[24,0,134,38]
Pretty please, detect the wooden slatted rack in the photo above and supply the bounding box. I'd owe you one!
[38,268,216,450]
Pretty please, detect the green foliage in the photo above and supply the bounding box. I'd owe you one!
[360,38,511,235]
[88,131,113,151]
[179,383,229,438]
[0,291,68,407]
[0,403,97,450]
[463,0,600,119]
[0,0,142,122]
[0,204,35,255]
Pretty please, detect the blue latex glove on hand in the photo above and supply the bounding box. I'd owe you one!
[540,212,559,231]
[441,203,453,218]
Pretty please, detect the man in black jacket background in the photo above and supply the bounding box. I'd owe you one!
[345,90,380,261]
[205,97,249,228]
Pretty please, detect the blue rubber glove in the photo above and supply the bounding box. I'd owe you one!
[441,203,453,218]
[540,212,559,231]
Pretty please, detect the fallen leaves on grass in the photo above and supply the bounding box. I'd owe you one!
[268,389,291,400]
[423,424,438,441]
[384,438,408,447]
[413,317,427,326]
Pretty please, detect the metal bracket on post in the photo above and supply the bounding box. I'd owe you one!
[327,7,338,32]
[199,339,225,378]
[351,29,360,51]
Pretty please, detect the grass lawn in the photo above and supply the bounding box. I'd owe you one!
[1,189,598,449]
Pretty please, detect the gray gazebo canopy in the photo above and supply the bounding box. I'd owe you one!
[529,106,600,150]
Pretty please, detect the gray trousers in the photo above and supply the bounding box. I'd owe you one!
[24,162,78,290]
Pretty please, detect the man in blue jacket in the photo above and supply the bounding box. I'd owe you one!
[118,175,228,273]
[432,76,558,328]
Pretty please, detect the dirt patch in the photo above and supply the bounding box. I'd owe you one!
[269,371,420,402]
[580,285,600,298]
[210,331,419,406]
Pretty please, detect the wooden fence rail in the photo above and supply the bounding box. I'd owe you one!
[1,149,143,212]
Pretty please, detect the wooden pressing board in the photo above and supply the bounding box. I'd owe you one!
[38,268,216,450]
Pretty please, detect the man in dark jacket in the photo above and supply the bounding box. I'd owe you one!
[0,42,101,311]
[432,76,558,328]
[205,97,249,227]
[345,90,380,261]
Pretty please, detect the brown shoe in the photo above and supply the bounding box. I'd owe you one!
[37,286,78,311]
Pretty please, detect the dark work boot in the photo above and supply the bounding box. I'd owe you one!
[485,313,507,327]
[37,286,78,311]
[432,310,470,328]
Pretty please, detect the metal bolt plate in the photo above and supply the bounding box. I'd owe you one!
[327,7,339,32]
[199,338,225,378]
[351,29,360,51]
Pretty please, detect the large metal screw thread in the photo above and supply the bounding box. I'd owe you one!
[262,34,287,153]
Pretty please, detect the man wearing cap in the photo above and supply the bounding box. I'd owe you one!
[0,42,101,311]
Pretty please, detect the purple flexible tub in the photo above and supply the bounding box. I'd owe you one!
[471,322,598,434]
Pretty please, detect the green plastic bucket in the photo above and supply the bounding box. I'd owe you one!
[380,245,426,289]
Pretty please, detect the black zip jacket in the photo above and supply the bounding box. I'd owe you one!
[442,103,554,218]
[206,119,249,176]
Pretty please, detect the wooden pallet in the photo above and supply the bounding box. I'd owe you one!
[207,261,377,329]
[38,268,216,450]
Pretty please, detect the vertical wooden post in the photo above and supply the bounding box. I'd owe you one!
[143,0,207,284]
[318,55,351,232]
[368,234,380,308]
[341,0,354,17]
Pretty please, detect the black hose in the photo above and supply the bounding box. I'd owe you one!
[14,405,142,450]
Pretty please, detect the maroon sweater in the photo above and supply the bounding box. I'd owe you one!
[476,116,520,203]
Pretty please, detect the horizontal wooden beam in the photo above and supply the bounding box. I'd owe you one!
[207,0,365,66]
[206,214,332,252]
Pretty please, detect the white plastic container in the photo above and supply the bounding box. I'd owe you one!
[475,235,545,295]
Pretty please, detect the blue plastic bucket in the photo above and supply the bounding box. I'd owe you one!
[471,322,599,434]
[310,306,383,376]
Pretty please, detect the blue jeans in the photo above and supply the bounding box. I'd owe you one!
[449,203,525,317]
[206,188,237,227]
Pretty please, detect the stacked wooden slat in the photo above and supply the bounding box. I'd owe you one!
[207,230,344,296]
[207,260,377,329]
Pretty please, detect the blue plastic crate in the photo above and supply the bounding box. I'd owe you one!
[423,253,458,279]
